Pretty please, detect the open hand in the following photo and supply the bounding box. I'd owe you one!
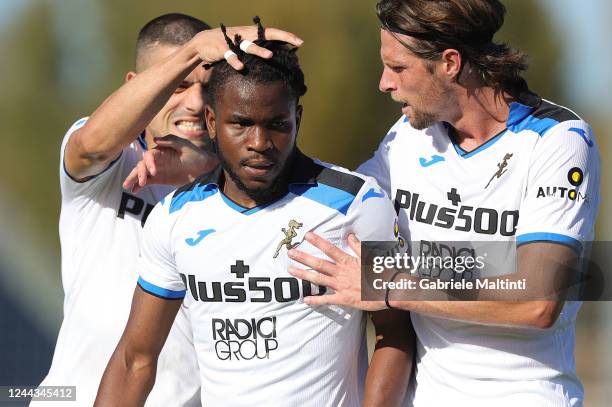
[123,135,218,193]
[288,232,386,311]
[193,22,303,70]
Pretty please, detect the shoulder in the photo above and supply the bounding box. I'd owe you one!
[310,159,369,197]
[289,153,380,216]
[61,117,89,150]
[509,98,592,140]
[165,166,222,215]
[308,159,388,206]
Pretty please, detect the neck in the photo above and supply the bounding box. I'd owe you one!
[221,171,288,209]
[448,85,512,151]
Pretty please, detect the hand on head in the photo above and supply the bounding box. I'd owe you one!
[193,16,304,70]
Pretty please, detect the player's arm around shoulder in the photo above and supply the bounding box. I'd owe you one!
[346,177,414,406]
[512,118,600,328]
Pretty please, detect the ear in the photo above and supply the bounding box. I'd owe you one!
[205,105,216,140]
[440,49,462,81]
[125,71,136,83]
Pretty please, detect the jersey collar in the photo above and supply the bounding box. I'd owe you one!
[195,149,320,215]
[448,89,543,158]
[506,89,542,128]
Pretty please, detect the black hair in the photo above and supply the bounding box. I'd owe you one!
[136,13,210,70]
[207,17,307,108]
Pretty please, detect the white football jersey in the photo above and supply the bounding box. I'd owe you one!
[35,118,201,406]
[358,92,600,407]
[138,152,398,407]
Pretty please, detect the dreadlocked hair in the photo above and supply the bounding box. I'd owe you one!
[207,16,307,107]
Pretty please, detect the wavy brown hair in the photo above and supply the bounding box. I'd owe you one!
[376,0,528,93]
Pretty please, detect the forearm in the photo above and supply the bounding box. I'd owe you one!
[387,299,561,329]
[364,309,414,406]
[95,345,157,407]
[81,43,201,157]
[66,36,204,178]
[364,346,412,407]
[384,243,574,328]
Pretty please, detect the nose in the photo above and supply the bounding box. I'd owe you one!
[247,126,273,152]
[183,83,205,114]
[379,67,396,93]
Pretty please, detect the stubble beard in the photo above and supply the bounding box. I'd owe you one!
[216,141,297,202]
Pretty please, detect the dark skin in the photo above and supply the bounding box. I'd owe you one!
[206,79,302,208]
[96,78,414,406]
[208,81,413,405]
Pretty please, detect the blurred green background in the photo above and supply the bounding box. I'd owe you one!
[0,0,610,405]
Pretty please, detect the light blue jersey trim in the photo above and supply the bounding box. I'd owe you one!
[516,232,582,252]
[290,183,356,215]
[170,184,218,214]
[450,129,507,158]
[506,100,561,137]
[508,116,559,137]
[138,277,186,299]
[219,193,275,215]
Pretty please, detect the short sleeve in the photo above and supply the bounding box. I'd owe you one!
[516,120,600,251]
[343,177,399,243]
[137,197,187,299]
[356,116,404,198]
[60,117,125,198]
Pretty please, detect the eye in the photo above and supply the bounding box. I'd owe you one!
[270,120,287,129]
[390,66,405,74]
[234,119,253,128]
[174,82,191,93]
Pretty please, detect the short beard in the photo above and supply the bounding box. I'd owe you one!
[216,142,297,202]
[408,109,439,130]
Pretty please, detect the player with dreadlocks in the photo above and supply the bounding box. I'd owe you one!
[97,17,413,407]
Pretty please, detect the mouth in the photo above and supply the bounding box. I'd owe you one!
[242,160,276,178]
[174,119,206,139]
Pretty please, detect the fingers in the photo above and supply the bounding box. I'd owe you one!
[288,266,333,288]
[303,294,338,307]
[123,152,156,193]
[288,248,337,276]
[263,27,304,47]
[200,25,303,70]
[136,161,148,192]
[347,234,362,257]
[123,167,138,191]
[154,135,194,151]
[304,232,353,264]
[143,150,157,177]
[241,43,272,59]
[224,51,244,70]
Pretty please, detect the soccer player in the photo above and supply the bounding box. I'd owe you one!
[287,0,600,406]
[38,13,302,406]
[96,33,413,406]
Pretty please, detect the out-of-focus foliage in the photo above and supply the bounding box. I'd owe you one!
[0,0,568,249]
[497,1,563,102]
